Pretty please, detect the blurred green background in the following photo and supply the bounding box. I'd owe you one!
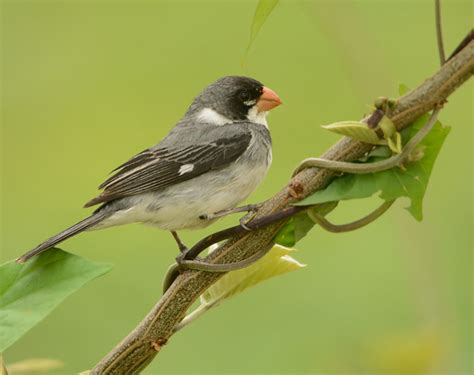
[1,0,472,373]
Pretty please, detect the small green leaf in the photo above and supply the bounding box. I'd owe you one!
[0,249,112,352]
[379,116,397,138]
[273,220,296,247]
[386,132,402,154]
[243,0,279,61]
[274,202,338,246]
[363,145,392,160]
[273,213,313,247]
[200,244,304,307]
[322,121,380,144]
[296,115,450,221]
[399,83,410,96]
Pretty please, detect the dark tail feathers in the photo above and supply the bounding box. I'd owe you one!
[16,212,108,264]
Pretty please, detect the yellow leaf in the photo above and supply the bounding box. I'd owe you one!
[7,358,63,374]
[201,244,304,306]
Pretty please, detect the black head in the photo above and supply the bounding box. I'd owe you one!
[190,76,266,121]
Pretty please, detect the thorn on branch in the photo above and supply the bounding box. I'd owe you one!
[447,28,474,62]
[151,338,168,352]
[288,181,305,199]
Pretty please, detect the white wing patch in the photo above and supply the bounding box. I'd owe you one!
[179,164,195,175]
[197,107,232,125]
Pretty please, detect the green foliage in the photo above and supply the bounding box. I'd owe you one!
[379,116,403,154]
[321,121,381,144]
[243,0,279,60]
[0,249,112,352]
[200,244,304,307]
[399,83,411,96]
[274,202,338,247]
[296,115,451,221]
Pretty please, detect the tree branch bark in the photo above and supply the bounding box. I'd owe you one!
[91,38,473,374]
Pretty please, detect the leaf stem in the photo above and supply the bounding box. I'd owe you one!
[435,0,446,65]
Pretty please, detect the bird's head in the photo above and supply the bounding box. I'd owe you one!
[189,76,282,126]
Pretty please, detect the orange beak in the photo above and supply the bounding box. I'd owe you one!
[256,86,282,112]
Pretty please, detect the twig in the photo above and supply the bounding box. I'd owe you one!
[447,29,474,61]
[435,0,446,65]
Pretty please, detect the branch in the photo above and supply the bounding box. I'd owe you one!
[91,38,474,374]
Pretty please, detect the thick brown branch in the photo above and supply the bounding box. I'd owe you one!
[91,39,473,374]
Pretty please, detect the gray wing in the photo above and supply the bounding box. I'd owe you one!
[84,125,252,207]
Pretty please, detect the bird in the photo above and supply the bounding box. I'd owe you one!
[16,76,282,264]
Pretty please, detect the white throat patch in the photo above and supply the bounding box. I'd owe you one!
[197,108,232,126]
[247,106,268,127]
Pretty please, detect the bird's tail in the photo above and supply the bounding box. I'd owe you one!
[16,211,109,264]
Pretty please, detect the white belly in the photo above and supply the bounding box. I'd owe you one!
[95,159,270,231]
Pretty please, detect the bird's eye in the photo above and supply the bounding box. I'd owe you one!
[238,90,251,102]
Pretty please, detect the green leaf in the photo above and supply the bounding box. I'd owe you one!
[200,244,304,307]
[274,202,338,247]
[243,0,279,61]
[379,116,397,138]
[386,132,402,154]
[399,83,410,96]
[273,219,297,247]
[321,121,381,144]
[362,145,392,160]
[296,115,450,221]
[273,213,313,247]
[0,249,112,352]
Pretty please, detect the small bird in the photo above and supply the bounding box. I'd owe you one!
[17,76,281,264]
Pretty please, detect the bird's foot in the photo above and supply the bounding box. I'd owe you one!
[239,209,259,231]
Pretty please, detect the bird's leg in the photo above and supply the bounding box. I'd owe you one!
[199,204,260,221]
[307,200,395,233]
[170,231,188,252]
[292,109,440,177]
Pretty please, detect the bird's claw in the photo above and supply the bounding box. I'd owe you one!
[239,208,259,231]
